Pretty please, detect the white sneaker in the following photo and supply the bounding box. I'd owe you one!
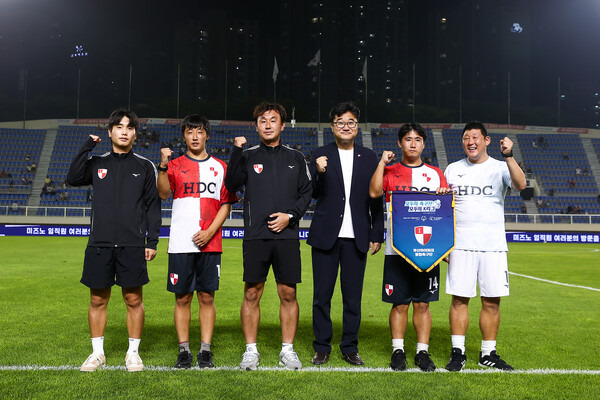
[279,350,302,370]
[80,353,106,372]
[239,350,260,371]
[125,352,144,372]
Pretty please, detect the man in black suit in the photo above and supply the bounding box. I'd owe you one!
[307,101,384,366]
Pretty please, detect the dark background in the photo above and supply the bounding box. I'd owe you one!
[1,0,599,127]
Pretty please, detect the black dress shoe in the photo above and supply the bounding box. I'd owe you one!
[342,352,364,365]
[311,351,330,365]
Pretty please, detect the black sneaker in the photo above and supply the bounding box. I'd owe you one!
[414,350,436,372]
[445,348,466,371]
[389,349,407,371]
[479,351,514,371]
[174,351,193,369]
[197,350,215,369]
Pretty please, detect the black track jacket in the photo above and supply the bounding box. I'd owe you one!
[225,142,312,240]
[67,137,161,249]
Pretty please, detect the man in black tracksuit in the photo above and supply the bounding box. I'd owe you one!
[67,109,161,372]
[225,101,312,370]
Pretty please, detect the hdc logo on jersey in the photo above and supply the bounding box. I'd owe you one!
[414,226,432,245]
[253,164,263,174]
[385,284,394,296]
[210,167,218,177]
[422,173,431,182]
[170,273,178,285]
[97,169,107,179]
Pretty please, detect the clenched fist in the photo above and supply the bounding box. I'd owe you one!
[160,147,173,167]
[316,156,328,174]
[234,136,247,148]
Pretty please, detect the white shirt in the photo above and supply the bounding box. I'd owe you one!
[444,157,511,251]
[338,148,355,238]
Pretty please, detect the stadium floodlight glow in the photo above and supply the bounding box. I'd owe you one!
[70,45,88,58]
[511,23,523,33]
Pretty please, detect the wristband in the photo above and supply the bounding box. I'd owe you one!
[157,164,168,172]
[501,151,513,158]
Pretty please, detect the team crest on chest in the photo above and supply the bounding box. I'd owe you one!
[209,167,218,177]
[253,164,263,174]
[385,284,394,296]
[414,226,432,245]
[97,169,108,179]
[170,273,178,285]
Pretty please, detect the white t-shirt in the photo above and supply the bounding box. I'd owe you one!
[444,157,511,251]
[338,148,355,238]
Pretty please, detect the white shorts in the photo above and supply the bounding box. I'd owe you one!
[445,249,509,298]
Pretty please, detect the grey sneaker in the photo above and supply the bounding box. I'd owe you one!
[279,350,302,370]
[239,350,260,371]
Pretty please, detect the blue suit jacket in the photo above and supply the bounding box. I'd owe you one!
[307,142,384,253]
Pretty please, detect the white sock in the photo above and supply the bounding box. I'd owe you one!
[246,343,258,353]
[127,338,141,355]
[416,343,429,353]
[451,335,466,353]
[281,343,294,353]
[481,340,496,357]
[91,336,104,355]
[391,338,404,351]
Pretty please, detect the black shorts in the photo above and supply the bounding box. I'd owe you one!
[242,239,301,284]
[81,246,149,289]
[382,255,440,304]
[167,252,221,294]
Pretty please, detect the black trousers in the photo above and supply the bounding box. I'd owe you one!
[312,238,367,354]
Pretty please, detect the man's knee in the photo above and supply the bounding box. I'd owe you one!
[412,302,430,314]
[123,288,143,308]
[481,297,500,312]
[451,295,470,308]
[277,283,297,304]
[243,283,264,304]
[197,291,215,307]
[175,292,193,308]
[90,288,111,309]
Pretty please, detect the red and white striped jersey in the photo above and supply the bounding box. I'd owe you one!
[167,155,237,253]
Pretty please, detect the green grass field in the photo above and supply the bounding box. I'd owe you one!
[0,237,599,399]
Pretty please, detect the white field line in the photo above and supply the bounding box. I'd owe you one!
[0,365,599,374]
[0,365,600,375]
[509,271,600,292]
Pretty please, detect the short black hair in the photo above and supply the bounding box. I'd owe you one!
[180,114,210,136]
[329,101,360,122]
[108,109,139,132]
[462,121,487,137]
[398,122,426,141]
[253,101,287,123]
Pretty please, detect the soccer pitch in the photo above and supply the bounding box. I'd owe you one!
[0,237,599,399]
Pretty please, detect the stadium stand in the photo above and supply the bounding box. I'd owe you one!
[0,128,46,210]
[2,124,599,225]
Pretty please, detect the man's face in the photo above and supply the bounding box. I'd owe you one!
[108,116,136,152]
[399,130,425,163]
[183,126,208,155]
[462,128,490,163]
[331,111,358,146]
[256,110,284,146]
